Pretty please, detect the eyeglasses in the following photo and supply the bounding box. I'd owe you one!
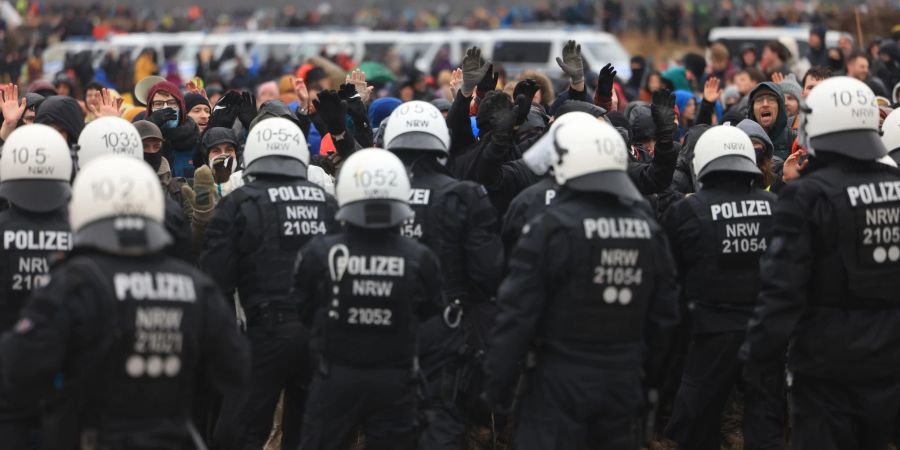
[151,100,179,109]
[753,95,778,106]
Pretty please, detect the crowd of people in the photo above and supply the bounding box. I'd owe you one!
[0,14,899,450]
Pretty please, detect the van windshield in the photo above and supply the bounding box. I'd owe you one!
[493,41,552,64]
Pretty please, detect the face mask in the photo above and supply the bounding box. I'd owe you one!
[154,107,179,129]
[144,152,163,172]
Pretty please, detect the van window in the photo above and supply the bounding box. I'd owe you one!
[493,41,552,64]
[581,41,629,65]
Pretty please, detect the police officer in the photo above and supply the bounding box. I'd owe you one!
[742,77,900,449]
[77,116,192,262]
[0,124,72,449]
[662,125,781,450]
[501,111,597,256]
[482,119,679,449]
[201,117,338,450]
[0,155,249,450]
[382,100,504,449]
[294,148,444,450]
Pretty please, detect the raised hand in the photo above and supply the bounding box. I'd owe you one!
[461,47,489,97]
[0,84,25,125]
[185,78,208,99]
[702,76,721,104]
[89,88,125,118]
[348,68,373,104]
[291,77,310,111]
[555,40,585,85]
[597,63,617,98]
[449,68,463,95]
[650,89,677,145]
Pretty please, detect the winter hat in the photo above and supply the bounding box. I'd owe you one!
[134,120,163,142]
[34,96,85,144]
[683,53,707,83]
[27,80,57,97]
[779,74,802,102]
[722,85,741,105]
[430,98,452,113]
[184,92,210,113]
[145,80,186,124]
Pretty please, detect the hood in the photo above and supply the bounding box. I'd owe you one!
[249,100,301,130]
[628,104,655,142]
[747,82,788,139]
[368,97,402,129]
[661,67,691,92]
[674,90,696,115]
[736,118,774,158]
[679,124,711,189]
[34,96,85,144]
[145,81,185,125]
[555,100,606,118]
[880,40,900,63]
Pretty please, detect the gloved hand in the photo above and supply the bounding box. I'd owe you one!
[209,154,236,184]
[337,82,359,101]
[181,165,219,225]
[461,47,489,97]
[555,40,584,85]
[476,63,499,98]
[207,90,242,128]
[148,108,177,128]
[237,92,257,130]
[513,79,540,104]
[596,63,617,99]
[312,90,348,136]
[650,88,677,146]
[491,94,531,148]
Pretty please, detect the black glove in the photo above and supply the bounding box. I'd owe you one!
[207,90,242,128]
[237,92,257,130]
[337,82,359,101]
[312,90,348,136]
[148,108,177,128]
[650,89,677,146]
[491,94,530,148]
[597,63,617,99]
[513,79,540,104]
[476,63,499,97]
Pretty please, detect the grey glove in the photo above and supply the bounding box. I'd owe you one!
[461,47,489,97]
[555,40,584,85]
